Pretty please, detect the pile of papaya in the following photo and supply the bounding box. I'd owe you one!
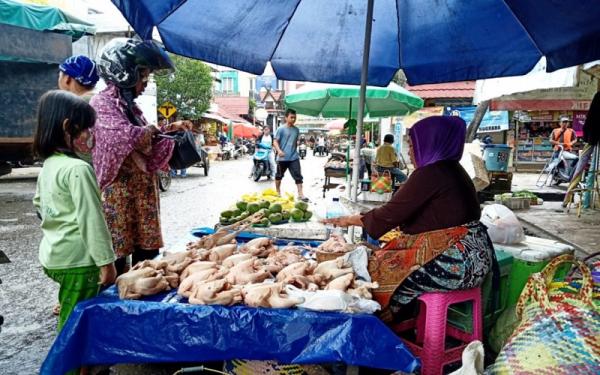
[219,189,313,227]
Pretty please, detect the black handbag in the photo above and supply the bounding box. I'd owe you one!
[159,131,202,170]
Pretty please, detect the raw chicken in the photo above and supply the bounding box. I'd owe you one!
[178,267,228,297]
[240,237,277,258]
[282,275,319,292]
[187,213,263,250]
[347,280,379,299]
[314,257,353,281]
[325,273,354,292]
[222,253,253,268]
[131,259,180,288]
[225,258,271,285]
[267,250,303,266]
[188,279,242,306]
[116,267,170,299]
[242,282,304,308]
[261,257,285,274]
[208,244,237,263]
[275,261,313,282]
[317,233,355,253]
[180,261,218,279]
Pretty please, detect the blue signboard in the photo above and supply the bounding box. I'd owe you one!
[394,122,403,155]
[256,75,278,90]
[445,106,509,133]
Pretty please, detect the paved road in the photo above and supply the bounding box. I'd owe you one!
[0,151,332,374]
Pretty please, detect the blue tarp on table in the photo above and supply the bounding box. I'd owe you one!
[41,287,419,374]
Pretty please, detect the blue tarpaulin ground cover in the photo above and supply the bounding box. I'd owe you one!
[41,228,419,374]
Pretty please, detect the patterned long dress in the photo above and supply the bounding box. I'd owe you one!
[90,85,174,258]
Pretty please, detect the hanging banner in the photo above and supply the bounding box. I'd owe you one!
[445,106,509,133]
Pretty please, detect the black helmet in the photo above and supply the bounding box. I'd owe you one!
[97,38,174,88]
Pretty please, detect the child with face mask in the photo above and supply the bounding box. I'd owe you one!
[33,90,116,331]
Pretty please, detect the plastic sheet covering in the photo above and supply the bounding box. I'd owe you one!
[41,287,419,374]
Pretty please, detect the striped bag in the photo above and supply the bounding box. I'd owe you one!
[487,254,600,374]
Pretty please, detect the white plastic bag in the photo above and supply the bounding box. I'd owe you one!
[480,204,525,244]
[449,341,484,375]
[285,285,381,314]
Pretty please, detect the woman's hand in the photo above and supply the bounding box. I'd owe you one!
[168,120,193,132]
[321,214,363,228]
[99,263,117,286]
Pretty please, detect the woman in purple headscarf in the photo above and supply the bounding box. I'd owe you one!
[323,116,494,317]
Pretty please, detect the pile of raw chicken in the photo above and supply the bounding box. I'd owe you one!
[115,221,378,309]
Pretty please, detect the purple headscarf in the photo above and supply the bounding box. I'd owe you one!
[409,116,466,168]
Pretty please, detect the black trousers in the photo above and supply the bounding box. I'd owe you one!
[114,248,160,275]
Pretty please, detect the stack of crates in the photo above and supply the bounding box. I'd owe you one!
[447,249,514,335]
[447,236,574,337]
[495,236,574,305]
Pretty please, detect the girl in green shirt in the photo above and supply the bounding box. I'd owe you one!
[33,91,117,331]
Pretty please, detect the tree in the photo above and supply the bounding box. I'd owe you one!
[155,54,213,119]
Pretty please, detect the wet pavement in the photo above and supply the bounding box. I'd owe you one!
[0,152,332,374]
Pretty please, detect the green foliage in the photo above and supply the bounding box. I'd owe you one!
[155,54,213,119]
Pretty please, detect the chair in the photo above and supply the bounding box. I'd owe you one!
[391,288,483,375]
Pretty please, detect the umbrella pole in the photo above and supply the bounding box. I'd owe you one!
[350,0,374,203]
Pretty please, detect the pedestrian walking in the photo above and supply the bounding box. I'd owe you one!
[273,109,308,201]
[33,91,117,331]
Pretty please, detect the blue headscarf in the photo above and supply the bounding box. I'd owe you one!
[59,55,99,87]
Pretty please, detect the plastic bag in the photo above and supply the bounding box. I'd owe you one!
[449,341,484,375]
[285,285,381,314]
[480,204,525,244]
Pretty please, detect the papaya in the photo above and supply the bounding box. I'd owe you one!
[221,210,234,218]
[236,201,248,211]
[303,210,313,220]
[269,203,283,214]
[247,203,260,214]
[282,210,291,220]
[291,209,304,221]
[295,201,309,211]
[268,213,283,224]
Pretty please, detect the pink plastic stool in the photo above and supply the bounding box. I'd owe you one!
[392,288,482,375]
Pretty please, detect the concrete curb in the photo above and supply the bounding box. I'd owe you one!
[517,214,589,256]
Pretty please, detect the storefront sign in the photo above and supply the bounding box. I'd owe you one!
[444,106,509,133]
[573,111,587,137]
[402,107,444,128]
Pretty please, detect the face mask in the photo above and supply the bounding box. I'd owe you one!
[72,130,94,164]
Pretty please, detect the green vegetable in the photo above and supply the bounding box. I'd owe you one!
[221,210,234,218]
[219,216,230,225]
[282,210,291,220]
[239,211,250,220]
[291,209,304,221]
[247,203,260,214]
[268,213,283,224]
[269,203,283,214]
[303,211,313,220]
[259,200,270,209]
[258,208,269,217]
[260,218,270,225]
[236,201,248,211]
[295,201,309,211]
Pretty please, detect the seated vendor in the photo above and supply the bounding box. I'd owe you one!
[375,134,407,184]
[322,116,494,319]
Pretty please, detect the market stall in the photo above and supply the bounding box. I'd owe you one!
[323,152,352,197]
[41,227,419,375]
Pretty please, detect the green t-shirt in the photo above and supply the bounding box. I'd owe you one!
[33,153,115,270]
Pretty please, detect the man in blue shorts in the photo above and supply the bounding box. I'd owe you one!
[273,109,308,201]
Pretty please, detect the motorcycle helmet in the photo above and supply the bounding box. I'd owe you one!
[97,38,174,88]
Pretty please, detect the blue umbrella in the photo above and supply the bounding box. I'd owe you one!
[111,0,600,204]
[111,0,600,86]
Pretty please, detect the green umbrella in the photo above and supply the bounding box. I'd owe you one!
[284,82,423,118]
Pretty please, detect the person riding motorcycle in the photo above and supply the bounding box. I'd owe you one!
[250,127,276,179]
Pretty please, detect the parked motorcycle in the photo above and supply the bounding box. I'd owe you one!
[536,145,579,187]
[252,143,273,182]
[299,143,307,159]
[552,147,579,185]
[221,142,235,160]
[243,139,255,155]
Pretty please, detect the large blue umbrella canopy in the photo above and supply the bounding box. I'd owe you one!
[111,0,600,86]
